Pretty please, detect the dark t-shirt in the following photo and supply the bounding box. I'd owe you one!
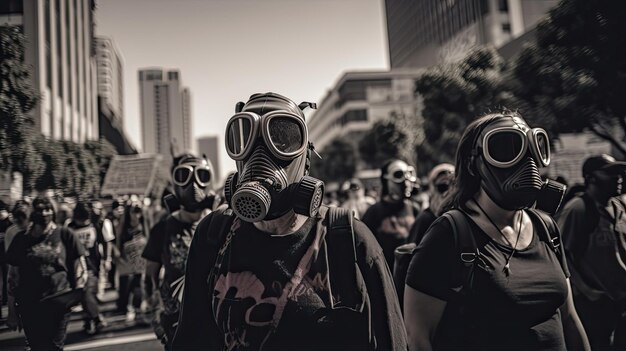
[173,210,407,351]
[6,226,85,303]
[362,199,418,271]
[142,215,197,316]
[407,208,437,245]
[406,211,570,351]
[67,221,102,273]
[556,195,626,301]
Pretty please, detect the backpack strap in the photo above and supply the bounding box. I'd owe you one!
[442,209,477,293]
[527,208,566,274]
[324,206,364,311]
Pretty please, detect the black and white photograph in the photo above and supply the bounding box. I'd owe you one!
[0,0,625,350]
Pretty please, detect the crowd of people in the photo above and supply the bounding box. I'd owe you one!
[0,92,624,351]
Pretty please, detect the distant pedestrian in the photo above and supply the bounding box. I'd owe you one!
[7,197,88,351]
[0,199,12,311]
[339,178,374,219]
[362,159,419,271]
[115,201,147,321]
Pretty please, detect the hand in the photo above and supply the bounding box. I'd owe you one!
[103,260,112,272]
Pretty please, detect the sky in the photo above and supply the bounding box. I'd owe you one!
[96,0,389,180]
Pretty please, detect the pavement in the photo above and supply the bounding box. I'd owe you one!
[0,290,161,351]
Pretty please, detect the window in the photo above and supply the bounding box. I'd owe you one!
[499,0,509,12]
[502,23,511,33]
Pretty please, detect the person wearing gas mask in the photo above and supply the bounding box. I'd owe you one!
[556,154,626,351]
[339,178,375,219]
[362,159,420,271]
[404,113,589,351]
[6,197,88,351]
[407,163,454,245]
[142,153,217,350]
[173,93,407,351]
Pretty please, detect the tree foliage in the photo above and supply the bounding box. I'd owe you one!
[311,139,357,183]
[414,46,518,172]
[511,0,626,153]
[358,118,411,169]
[0,26,42,184]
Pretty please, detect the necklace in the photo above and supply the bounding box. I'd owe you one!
[473,200,523,277]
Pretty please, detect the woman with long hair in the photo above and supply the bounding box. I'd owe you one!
[403,113,590,351]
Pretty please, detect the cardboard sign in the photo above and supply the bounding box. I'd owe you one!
[101,154,168,197]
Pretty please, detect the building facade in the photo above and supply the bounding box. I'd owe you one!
[196,136,221,186]
[308,70,424,152]
[385,0,558,68]
[1,0,99,142]
[139,68,192,163]
[95,36,123,124]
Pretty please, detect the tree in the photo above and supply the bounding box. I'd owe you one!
[358,119,411,169]
[414,46,518,173]
[511,0,626,154]
[84,138,118,186]
[0,26,43,187]
[311,139,357,183]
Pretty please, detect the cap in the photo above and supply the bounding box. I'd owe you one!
[582,154,626,177]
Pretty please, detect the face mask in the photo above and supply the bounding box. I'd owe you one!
[473,116,561,210]
[383,160,417,202]
[172,157,215,212]
[224,93,324,222]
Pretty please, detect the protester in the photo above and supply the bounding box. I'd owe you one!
[0,199,12,311]
[404,113,590,351]
[4,200,31,349]
[339,178,375,219]
[362,159,419,271]
[105,199,125,290]
[6,197,88,351]
[142,153,217,349]
[407,163,454,245]
[67,201,111,335]
[89,200,114,296]
[173,92,407,350]
[556,154,626,350]
[115,201,147,321]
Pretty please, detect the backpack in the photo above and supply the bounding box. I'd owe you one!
[393,208,564,310]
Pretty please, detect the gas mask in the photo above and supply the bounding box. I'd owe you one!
[382,160,417,202]
[223,93,325,223]
[172,155,216,212]
[472,116,565,212]
[428,164,455,215]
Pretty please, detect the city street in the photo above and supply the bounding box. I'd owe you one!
[0,292,160,351]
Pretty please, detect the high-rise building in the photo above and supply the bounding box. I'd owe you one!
[95,36,123,124]
[385,0,558,68]
[196,136,221,186]
[139,68,192,163]
[0,0,99,142]
[308,69,424,152]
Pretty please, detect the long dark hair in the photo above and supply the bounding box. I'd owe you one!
[442,113,513,213]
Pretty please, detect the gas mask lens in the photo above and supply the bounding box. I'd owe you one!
[172,164,212,187]
[225,111,308,161]
[483,127,550,168]
[386,166,417,183]
[267,117,305,154]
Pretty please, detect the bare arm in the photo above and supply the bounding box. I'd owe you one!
[560,279,591,351]
[74,256,88,288]
[144,260,162,298]
[404,285,447,351]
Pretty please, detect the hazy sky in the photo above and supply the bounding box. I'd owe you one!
[96,0,389,179]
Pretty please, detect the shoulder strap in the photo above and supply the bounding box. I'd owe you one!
[527,209,567,274]
[325,207,364,311]
[442,209,477,293]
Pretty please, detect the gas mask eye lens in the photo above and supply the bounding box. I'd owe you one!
[173,167,192,185]
[268,117,304,154]
[392,170,405,182]
[227,116,253,157]
[436,183,450,194]
[196,168,211,184]
[487,131,524,164]
[535,131,550,165]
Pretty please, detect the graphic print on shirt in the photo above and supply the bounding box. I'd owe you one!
[28,240,63,276]
[170,227,194,272]
[212,269,329,350]
[73,226,97,255]
[378,214,415,239]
